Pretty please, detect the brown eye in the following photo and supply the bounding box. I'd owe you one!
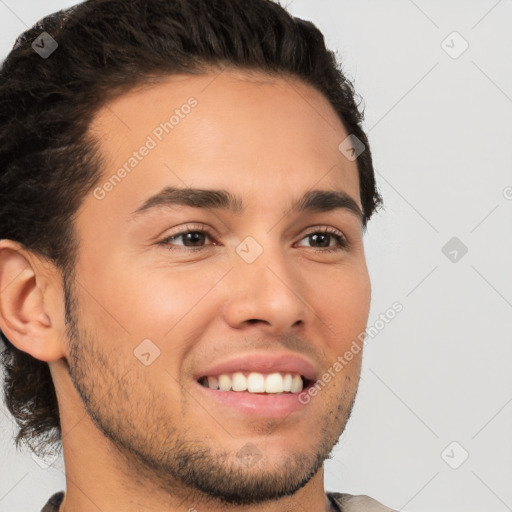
[165,231,211,247]
[158,224,217,251]
[296,227,349,253]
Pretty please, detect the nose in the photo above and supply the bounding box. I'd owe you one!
[220,243,308,335]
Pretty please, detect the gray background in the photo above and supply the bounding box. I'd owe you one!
[1,1,511,511]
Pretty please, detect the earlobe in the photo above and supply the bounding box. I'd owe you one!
[0,240,66,362]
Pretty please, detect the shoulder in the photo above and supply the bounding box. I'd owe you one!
[327,491,397,512]
[40,491,64,512]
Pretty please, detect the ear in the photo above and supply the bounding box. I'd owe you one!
[0,240,67,362]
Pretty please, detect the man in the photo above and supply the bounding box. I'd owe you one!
[0,0,394,510]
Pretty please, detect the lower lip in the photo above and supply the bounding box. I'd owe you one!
[194,381,312,418]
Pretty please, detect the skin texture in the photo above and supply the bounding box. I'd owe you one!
[0,68,371,512]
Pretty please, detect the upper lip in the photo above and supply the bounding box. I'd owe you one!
[193,351,319,382]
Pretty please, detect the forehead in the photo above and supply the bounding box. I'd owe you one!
[84,69,361,222]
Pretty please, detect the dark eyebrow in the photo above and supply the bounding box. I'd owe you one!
[130,186,363,223]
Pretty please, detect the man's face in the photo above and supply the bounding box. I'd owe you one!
[60,69,371,505]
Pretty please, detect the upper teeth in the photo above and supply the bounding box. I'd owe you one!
[201,372,304,393]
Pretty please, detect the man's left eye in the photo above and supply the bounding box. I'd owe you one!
[296,228,349,252]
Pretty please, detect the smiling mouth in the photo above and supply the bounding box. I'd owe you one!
[197,371,313,395]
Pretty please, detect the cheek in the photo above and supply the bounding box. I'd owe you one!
[315,271,370,388]
[308,265,371,339]
[105,262,219,342]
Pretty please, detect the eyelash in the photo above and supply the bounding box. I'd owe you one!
[157,224,350,254]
